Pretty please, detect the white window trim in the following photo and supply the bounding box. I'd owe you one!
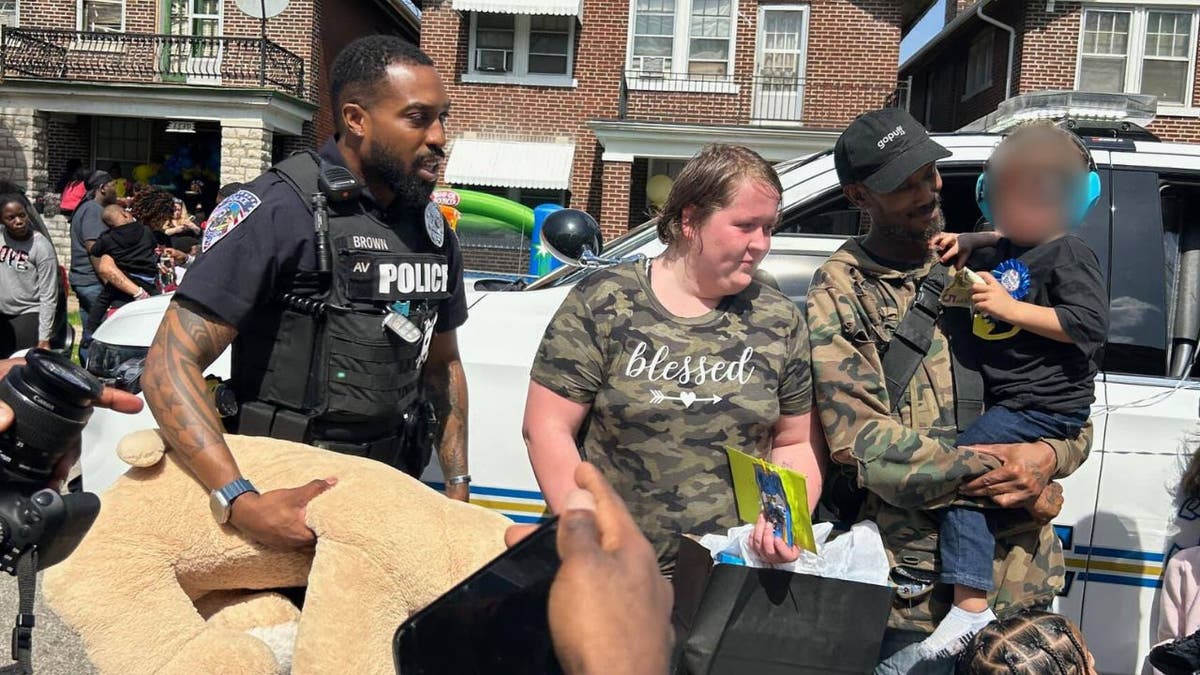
[466,12,577,87]
[76,0,126,32]
[624,0,739,83]
[0,1,19,27]
[1074,5,1199,109]
[751,4,810,124]
[962,29,994,100]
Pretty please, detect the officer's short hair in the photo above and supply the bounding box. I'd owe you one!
[331,35,435,133]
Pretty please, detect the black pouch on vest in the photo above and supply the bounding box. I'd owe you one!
[321,306,419,419]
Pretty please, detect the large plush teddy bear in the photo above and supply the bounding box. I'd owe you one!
[43,430,511,675]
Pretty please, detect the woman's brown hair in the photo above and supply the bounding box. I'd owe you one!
[129,185,175,232]
[654,144,782,246]
[957,610,1091,675]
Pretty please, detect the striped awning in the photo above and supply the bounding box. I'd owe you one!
[451,0,581,16]
[445,138,575,190]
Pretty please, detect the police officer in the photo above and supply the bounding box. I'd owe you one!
[142,36,470,550]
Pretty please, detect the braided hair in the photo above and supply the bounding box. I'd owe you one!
[129,185,175,232]
[956,610,1092,675]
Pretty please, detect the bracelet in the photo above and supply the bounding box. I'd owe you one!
[445,474,472,486]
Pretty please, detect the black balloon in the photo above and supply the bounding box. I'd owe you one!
[541,209,602,264]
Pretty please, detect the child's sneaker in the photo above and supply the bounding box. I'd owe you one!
[917,606,996,659]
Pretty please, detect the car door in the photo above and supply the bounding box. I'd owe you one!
[1073,152,1200,675]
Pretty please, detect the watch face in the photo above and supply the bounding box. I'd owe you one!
[209,491,230,524]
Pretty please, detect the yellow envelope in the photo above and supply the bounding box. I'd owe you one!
[725,447,817,553]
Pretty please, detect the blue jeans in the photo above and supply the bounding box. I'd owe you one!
[940,405,1088,590]
[73,282,103,366]
[875,629,956,675]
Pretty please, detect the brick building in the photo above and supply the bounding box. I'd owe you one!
[0,0,418,254]
[901,0,1200,141]
[421,0,930,255]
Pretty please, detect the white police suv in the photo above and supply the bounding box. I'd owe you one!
[79,92,1200,674]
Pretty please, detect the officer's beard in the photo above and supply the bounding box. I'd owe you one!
[363,145,438,212]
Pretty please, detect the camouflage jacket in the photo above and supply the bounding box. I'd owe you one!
[805,237,1092,633]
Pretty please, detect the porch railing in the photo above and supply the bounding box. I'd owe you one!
[618,70,911,127]
[0,27,305,99]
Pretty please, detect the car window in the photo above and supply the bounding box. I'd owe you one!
[758,251,826,306]
[1156,172,1200,379]
[1104,170,1176,378]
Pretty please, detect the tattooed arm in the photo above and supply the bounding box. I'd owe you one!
[143,298,334,548]
[424,330,470,502]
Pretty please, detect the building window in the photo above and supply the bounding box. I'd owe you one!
[467,13,575,84]
[964,30,993,98]
[1078,6,1198,107]
[0,1,18,27]
[628,0,735,78]
[78,0,124,32]
[93,117,151,170]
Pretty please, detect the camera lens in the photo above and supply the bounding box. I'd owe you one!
[0,350,103,483]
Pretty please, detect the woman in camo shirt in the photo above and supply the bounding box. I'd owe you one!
[523,144,826,574]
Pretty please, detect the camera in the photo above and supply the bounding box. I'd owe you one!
[0,349,102,574]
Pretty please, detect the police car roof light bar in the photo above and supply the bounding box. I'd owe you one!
[959,91,1158,135]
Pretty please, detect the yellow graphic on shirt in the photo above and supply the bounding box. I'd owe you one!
[973,313,1022,341]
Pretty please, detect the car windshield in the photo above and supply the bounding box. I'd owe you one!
[524,221,659,290]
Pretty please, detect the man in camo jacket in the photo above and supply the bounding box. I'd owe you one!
[806,108,1092,673]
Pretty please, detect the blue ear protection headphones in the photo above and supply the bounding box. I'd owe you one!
[975,129,1101,229]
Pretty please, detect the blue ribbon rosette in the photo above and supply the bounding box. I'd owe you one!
[992,259,1031,301]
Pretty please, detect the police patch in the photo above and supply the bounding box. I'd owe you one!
[424,202,444,248]
[202,190,262,252]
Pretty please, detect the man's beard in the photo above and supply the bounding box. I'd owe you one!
[872,201,945,246]
[362,143,438,211]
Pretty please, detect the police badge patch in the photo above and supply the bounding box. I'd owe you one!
[424,202,444,248]
[202,190,262,252]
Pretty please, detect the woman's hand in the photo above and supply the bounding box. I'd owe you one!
[747,512,802,564]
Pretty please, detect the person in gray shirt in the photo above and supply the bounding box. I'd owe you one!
[0,194,56,357]
[69,170,117,364]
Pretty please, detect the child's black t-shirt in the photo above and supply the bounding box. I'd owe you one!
[91,221,159,279]
[968,235,1109,413]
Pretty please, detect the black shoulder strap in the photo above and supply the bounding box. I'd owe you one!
[270,150,322,206]
[881,264,949,413]
[945,306,984,432]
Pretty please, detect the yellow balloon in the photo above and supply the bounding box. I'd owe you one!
[646,174,673,207]
[132,164,155,185]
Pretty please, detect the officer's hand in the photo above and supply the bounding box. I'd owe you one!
[504,463,672,675]
[229,479,338,549]
[960,441,1056,508]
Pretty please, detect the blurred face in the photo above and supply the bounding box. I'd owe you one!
[850,162,944,245]
[1,202,29,239]
[680,178,779,296]
[104,208,134,228]
[97,181,117,205]
[343,63,450,210]
[988,146,1082,247]
[173,201,183,218]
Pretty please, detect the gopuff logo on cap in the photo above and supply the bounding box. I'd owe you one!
[876,125,906,149]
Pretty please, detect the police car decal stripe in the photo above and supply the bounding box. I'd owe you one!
[202,190,262,253]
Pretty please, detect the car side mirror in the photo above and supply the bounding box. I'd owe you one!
[541,209,603,267]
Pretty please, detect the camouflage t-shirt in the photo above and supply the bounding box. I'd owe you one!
[531,261,812,573]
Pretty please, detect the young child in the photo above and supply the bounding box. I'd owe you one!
[957,610,1097,674]
[919,122,1110,658]
[84,204,160,337]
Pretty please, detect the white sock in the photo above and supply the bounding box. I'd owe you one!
[918,605,996,659]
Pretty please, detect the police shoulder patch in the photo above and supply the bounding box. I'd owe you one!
[202,190,262,252]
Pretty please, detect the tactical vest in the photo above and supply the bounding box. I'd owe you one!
[232,153,450,440]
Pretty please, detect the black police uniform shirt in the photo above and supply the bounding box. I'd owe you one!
[177,138,469,346]
[967,234,1108,414]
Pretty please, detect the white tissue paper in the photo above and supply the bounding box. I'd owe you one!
[698,520,890,587]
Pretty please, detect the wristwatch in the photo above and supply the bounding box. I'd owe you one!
[210,478,258,524]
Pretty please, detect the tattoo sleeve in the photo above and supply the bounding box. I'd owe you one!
[142,298,242,490]
[425,335,469,480]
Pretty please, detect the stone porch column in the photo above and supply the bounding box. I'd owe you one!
[219,121,273,187]
[0,107,49,195]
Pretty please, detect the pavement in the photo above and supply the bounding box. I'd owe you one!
[0,572,95,674]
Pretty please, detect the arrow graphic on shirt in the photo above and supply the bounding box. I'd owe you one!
[649,390,723,408]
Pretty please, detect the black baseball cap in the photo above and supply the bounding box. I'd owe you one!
[85,170,113,191]
[834,108,951,193]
